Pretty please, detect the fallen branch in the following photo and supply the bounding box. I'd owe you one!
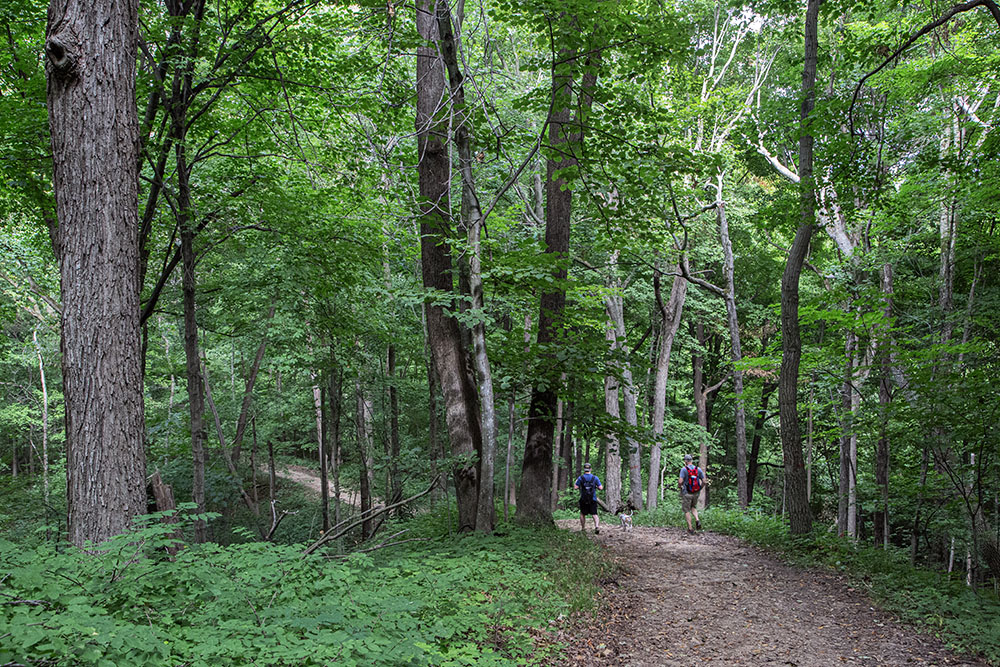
[265,499,296,541]
[302,478,438,556]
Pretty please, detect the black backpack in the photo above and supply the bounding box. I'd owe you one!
[580,474,598,500]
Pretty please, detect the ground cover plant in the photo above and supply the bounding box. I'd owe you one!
[0,509,605,666]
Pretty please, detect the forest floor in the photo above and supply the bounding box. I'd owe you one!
[551,519,989,667]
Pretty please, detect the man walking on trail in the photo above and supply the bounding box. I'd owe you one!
[574,463,603,534]
[679,454,705,534]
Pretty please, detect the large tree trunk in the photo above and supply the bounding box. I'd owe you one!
[777,0,820,535]
[47,0,146,549]
[647,264,687,509]
[517,51,579,525]
[416,0,481,531]
[436,5,497,532]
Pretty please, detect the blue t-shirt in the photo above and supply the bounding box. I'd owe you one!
[575,473,601,500]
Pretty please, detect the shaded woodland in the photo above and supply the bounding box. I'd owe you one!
[2,0,999,600]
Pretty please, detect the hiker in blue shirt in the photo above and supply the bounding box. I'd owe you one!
[574,462,603,534]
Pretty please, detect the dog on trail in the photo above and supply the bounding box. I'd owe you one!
[616,500,637,532]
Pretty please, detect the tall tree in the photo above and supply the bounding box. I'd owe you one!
[415,0,482,531]
[45,0,146,547]
[517,29,598,523]
[777,0,820,534]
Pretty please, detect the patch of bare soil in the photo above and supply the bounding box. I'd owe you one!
[270,464,381,509]
[553,520,989,667]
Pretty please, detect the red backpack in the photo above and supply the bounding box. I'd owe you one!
[685,465,702,493]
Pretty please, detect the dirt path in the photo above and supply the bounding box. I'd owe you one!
[270,463,382,509]
[553,520,989,667]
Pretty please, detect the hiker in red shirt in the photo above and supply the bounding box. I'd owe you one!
[679,454,705,535]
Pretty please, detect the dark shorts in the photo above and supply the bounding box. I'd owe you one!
[579,497,598,516]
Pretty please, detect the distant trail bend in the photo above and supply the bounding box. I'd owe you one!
[554,520,989,667]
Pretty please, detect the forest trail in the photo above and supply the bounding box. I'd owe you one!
[553,520,988,667]
[269,463,381,509]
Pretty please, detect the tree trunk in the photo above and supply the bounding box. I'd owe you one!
[47,0,146,548]
[356,376,374,540]
[561,402,574,499]
[33,330,50,505]
[316,375,330,533]
[778,0,820,535]
[422,304,442,507]
[436,3,497,532]
[518,54,576,526]
[874,263,893,548]
[604,325,623,513]
[180,168,207,544]
[328,364,343,527]
[605,255,643,510]
[747,381,776,504]
[551,397,566,510]
[230,304,275,465]
[416,0,481,531]
[715,187,749,509]
[691,320,715,512]
[647,264,687,509]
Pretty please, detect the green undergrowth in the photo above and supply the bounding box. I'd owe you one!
[683,508,1000,665]
[0,508,605,666]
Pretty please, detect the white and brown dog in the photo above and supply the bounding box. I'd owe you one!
[617,501,636,532]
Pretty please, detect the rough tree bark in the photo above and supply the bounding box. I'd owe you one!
[416,0,482,531]
[778,0,820,535]
[518,46,599,523]
[46,0,146,547]
[436,3,497,532]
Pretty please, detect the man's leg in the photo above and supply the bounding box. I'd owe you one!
[593,513,600,532]
[693,507,701,530]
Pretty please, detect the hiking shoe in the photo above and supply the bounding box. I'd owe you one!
[594,528,600,535]
[696,519,702,530]
[687,528,694,535]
